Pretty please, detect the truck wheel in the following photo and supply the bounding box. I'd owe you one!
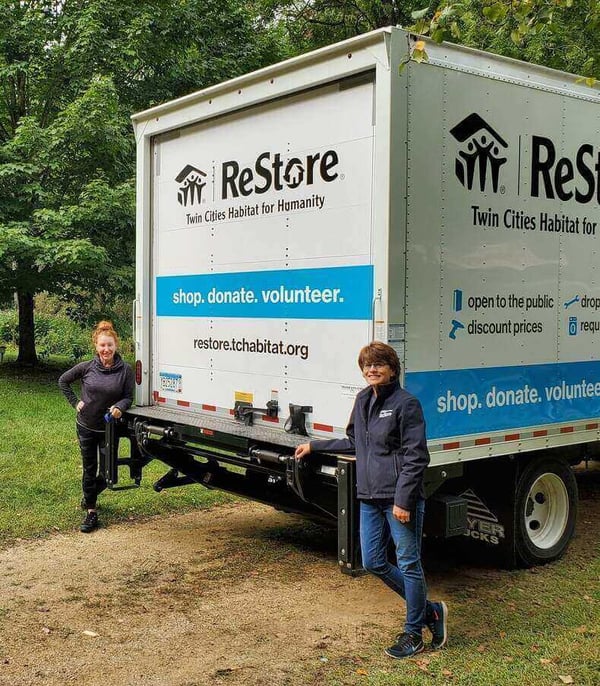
[515,457,577,566]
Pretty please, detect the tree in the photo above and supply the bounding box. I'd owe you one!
[410,1,599,82]
[0,0,290,364]
[0,72,135,363]
[261,1,600,81]
[258,1,428,51]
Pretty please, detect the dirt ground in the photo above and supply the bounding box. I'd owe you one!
[0,469,598,686]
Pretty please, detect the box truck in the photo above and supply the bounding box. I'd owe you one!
[106,26,600,571]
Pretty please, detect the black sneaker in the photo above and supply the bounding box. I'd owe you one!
[80,511,99,533]
[385,632,424,659]
[427,601,448,650]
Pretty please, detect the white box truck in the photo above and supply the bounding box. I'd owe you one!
[107,27,600,571]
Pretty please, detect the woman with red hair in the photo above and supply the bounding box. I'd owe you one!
[59,320,134,533]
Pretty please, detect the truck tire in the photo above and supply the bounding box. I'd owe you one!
[515,456,578,567]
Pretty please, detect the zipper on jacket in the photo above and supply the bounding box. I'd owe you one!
[365,428,372,495]
[364,393,377,497]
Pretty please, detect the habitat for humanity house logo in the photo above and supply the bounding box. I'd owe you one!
[176,164,207,206]
[450,113,508,193]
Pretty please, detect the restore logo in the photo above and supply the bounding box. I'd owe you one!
[176,164,207,206]
[450,113,508,194]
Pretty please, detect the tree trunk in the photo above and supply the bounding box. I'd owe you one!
[16,290,37,366]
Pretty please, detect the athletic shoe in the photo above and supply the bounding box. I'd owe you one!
[80,511,99,533]
[427,601,448,650]
[385,632,424,659]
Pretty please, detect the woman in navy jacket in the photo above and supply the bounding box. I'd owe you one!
[295,341,447,659]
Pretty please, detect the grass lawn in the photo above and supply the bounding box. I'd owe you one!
[0,353,231,544]
[319,545,600,686]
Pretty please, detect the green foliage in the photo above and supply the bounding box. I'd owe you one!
[409,1,600,80]
[260,2,600,82]
[0,0,292,364]
[0,307,89,361]
[0,309,17,344]
[0,289,136,361]
[37,316,89,360]
[258,1,428,51]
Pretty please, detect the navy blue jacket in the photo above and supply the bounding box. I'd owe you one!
[310,380,430,510]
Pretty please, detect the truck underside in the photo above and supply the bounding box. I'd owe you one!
[102,406,598,572]
[106,407,600,572]
[103,406,466,574]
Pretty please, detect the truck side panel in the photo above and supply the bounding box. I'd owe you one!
[400,53,600,443]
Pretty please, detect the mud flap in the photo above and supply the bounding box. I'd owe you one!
[453,457,519,567]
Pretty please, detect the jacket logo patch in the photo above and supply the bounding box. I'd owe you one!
[379,409,392,418]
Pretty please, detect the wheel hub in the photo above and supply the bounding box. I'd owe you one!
[524,473,569,550]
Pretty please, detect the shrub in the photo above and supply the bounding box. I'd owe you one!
[0,310,18,345]
[0,308,133,362]
[36,315,91,360]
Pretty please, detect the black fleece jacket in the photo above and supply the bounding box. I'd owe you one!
[58,354,134,431]
[310,380,430,510]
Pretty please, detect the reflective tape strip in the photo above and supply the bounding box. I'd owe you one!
[313,423,334,433]
[429,420,597,452]
[146,397,343,436]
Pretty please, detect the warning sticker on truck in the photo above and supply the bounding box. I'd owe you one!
[159,372,183,393]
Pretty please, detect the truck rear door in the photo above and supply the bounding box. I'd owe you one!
[149,75,377,434]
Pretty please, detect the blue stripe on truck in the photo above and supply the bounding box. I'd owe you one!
[406,360,600,440]
[156,265,374,320]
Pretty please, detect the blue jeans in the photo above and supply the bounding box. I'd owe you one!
[360,499,433,636]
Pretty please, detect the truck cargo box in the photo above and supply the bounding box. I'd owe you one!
[110,27,600,570]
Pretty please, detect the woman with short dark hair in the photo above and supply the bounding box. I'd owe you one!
[295,341,447,658]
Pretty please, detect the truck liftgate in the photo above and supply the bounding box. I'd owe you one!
[102,406,465,575]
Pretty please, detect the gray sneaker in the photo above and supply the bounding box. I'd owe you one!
[426,601,448,650]
[385,632,424,659]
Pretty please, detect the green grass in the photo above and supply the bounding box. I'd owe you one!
[312,499,600,686]
[0,353,231,544]
[315,561,600,686]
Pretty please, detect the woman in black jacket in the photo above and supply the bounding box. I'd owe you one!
[295,341,447,659]
[59,320,134,533]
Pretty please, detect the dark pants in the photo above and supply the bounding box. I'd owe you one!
[76,423,107,509]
